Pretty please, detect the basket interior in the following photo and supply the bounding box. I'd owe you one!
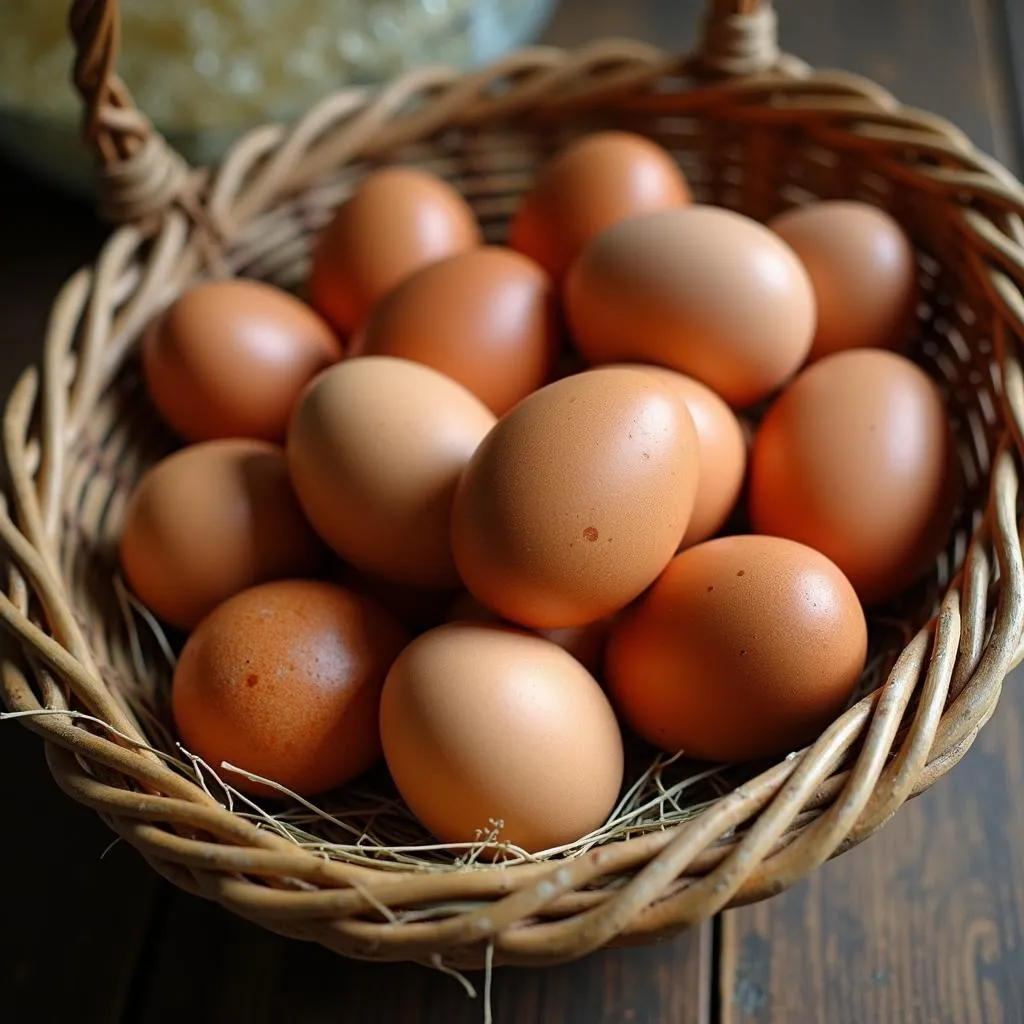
[57,100,1000,868]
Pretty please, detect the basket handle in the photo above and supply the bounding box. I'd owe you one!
[696,0,779,75]
[68,0,191,223]
[65,0,778,222]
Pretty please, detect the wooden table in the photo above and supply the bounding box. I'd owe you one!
[2,1,1024,1021]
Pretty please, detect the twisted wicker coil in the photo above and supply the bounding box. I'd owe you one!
[2,0,1024,968]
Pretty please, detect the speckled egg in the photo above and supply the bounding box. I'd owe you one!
[451,367,700,628]
[606,535,867,762]
[173,580,408,797]
[614,365,747,547]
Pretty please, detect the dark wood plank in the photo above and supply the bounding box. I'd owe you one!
[719,2,1024,1022]
[0,724,163,1023]
[131,889,711,1024]
[0,162,162,1024]
[720,669,1024,1024]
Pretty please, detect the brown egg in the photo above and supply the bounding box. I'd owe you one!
[308,168,481,333]
[446,591,611,675]
[142,279,342,443]
[606,536,867,762]
[749,349,957,605]
[359,247,557,415]
[565,206,816,407]
[120,440,323,629]
[287,356,496,588]
[613,365,747,547]
[770,201,917,361]
[451,367,700,629]
[380,622,623,852]
[510,131,690,282]
[173,580,407,797]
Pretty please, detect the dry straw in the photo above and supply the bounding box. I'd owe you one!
[2,0,1024,969]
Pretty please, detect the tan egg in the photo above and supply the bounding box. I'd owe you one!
[287,356,496,588]
[380,622,624,853]
[612,365,747,547]
[142,279,342,443]
[770,201,917,361]
[606,536,867,762]
[446,591,611,676]
[120,440,324,630]
[360,247,558,415]
[173,580,407,797]
[565,206,817,407]
[451,367,700,629]
[308,168,481,333]
[749,349,957,605]
[509,131,691,282]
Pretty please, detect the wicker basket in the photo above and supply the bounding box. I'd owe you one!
[4,0,1024,970]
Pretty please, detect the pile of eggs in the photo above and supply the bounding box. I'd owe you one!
[120,130,958,855]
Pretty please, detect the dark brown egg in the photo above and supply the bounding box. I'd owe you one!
[142,279,342,443]
[308,168,481,334]
[606,536,867,762]
[360,247,558,415]
[173,580,408,797]
[510,131,691,282]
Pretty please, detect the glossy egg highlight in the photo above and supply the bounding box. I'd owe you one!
[565,206,817,407]
[288,356,496,588]
[380,622,624,853]
[142,279,342,443]
[606,535,867,762]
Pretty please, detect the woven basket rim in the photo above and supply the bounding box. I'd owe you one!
[3,0,1024,966]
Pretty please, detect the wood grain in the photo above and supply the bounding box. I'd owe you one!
[128,890,711,1024]
[719,670,1024,1024]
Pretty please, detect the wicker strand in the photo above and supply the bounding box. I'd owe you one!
[697,0,780,76]
[68,0,192,223]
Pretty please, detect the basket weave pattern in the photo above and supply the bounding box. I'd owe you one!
[3,0,1024,966]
